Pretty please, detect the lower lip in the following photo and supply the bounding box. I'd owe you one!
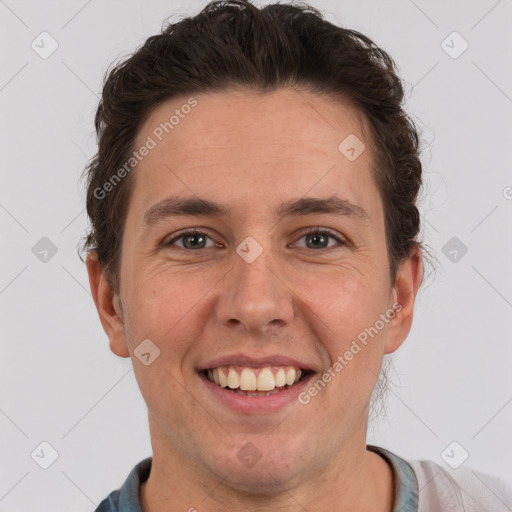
[199,371,315,414]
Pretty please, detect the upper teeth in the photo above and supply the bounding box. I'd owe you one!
[207,366,303,391]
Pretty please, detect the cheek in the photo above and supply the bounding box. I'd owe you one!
[124,273,202,415]
[298,272,389,398]
[298,268,388,341]
[119,274,204,376]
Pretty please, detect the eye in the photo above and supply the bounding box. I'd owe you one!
[164,228,346,251]
[165,230,217,250]
[293,228,345,250]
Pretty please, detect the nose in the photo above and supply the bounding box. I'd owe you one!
[215,245,295,335]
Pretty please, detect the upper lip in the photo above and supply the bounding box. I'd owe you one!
[198,354,316,372]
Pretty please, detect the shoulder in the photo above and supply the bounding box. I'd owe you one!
[95,492,121,512]
[407,458,512,512]
[94,457,152,512]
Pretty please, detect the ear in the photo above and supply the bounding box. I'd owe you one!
[86,251,130,358]
[384,246,423,354]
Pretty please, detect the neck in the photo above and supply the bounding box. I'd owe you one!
[140,423,394,512]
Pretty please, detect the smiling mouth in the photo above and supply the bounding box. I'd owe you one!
[202,365,312,397]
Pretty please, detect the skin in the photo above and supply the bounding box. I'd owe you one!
[87,87,423,511]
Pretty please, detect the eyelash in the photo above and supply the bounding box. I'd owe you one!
[165,228,346,251]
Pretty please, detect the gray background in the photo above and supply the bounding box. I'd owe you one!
[1,0,511,510]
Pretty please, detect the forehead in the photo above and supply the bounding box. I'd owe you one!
[136,87,369,154]
[129,87,380,220]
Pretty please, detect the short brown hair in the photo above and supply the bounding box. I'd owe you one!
[82,0,424,293]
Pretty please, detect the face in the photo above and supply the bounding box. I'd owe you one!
[88,87,421,493]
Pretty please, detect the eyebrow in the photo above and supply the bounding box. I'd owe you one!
[143,194,369,227]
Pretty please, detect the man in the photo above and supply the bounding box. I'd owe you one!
[84,1,512,510]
